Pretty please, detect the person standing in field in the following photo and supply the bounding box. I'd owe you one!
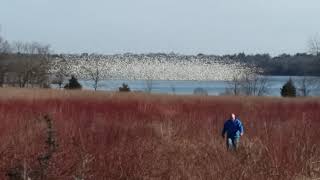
[221,113,244,150]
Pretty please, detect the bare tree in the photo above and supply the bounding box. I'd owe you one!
[51,57,70,89]
[308,34,320,56]
[296,76,320,96]
[170,81,176,95]
[0,63,8,87]
[0,30,3,53]
[225,72,269,96]
[12,41,24,53]
[81,55,110,91]
[83,64,101,91]
[0,28,52,88]
[0,33,9,86]
[0,34,11,54]
[145,75,153,93]
[0,41,11,54]
[225,73,243,96]
[14,58,49,88]
[55,68,67,89]
[11,41,51,55]
[7,42,51,88]
[240,73,269,96]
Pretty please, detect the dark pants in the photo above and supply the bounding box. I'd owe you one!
[226,137,240,150]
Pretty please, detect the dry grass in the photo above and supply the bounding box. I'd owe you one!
[0,88,319,179]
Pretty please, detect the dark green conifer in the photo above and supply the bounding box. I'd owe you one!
[281,78,296,97]
[64,75,82,89]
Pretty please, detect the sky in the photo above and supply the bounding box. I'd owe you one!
[0,0,319,56]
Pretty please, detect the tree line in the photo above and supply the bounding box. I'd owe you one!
[0,37,51,88]
[221,53,320,76]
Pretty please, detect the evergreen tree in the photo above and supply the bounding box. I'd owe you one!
[64,75,82,89]
[119,83,130,92]
[281,78,296,97]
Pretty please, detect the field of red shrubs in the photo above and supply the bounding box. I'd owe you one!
[0,88,319,180]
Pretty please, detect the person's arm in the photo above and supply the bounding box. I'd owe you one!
[222,121,227,138]
[239,121,244,136]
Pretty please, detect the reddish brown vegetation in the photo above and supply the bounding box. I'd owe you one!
[0,88,319,179]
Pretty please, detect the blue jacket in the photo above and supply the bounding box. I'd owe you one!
[222,119,244,138]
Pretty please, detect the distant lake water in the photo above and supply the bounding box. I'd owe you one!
[65,76,319,96]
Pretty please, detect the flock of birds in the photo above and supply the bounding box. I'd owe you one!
[49,53,256,81]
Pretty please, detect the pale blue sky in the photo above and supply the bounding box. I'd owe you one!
[0,0,319,55]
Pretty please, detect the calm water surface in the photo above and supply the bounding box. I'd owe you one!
[69,76,320,96]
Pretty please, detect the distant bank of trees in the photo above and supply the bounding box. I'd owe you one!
[0,38,51,88]
[222,53,320,76]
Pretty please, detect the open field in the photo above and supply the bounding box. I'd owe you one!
[0,88,319,179]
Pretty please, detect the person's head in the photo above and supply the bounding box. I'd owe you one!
[231,113,236,120]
